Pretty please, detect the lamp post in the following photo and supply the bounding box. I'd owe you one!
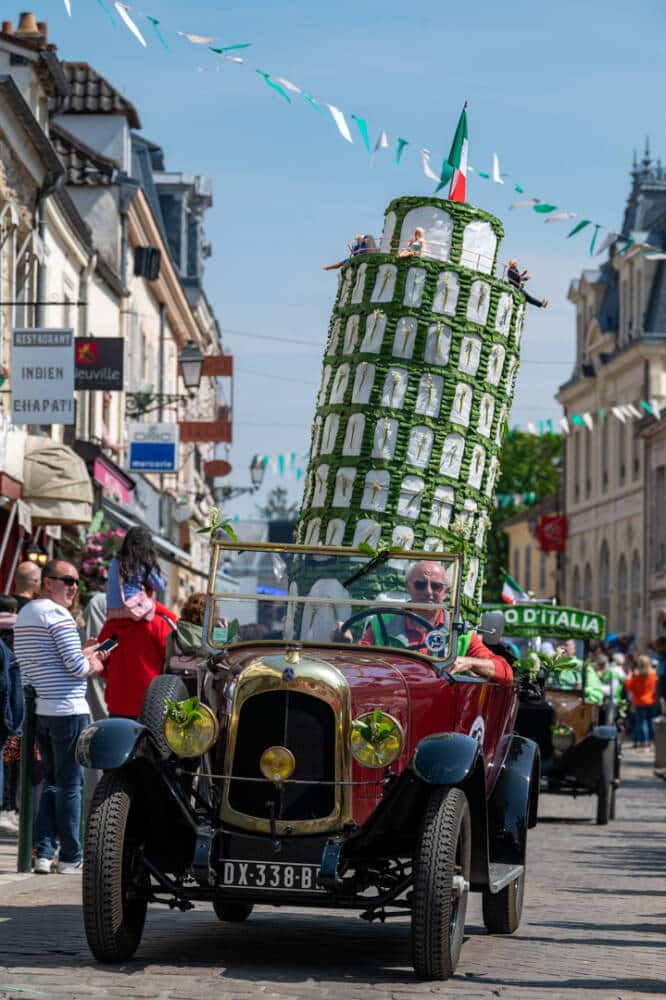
[214,456,266,501]
[179,340,204,391]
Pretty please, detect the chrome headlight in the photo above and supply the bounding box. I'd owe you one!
[163,704,219,758]
[351,710,404,769]
[551,724,575,754]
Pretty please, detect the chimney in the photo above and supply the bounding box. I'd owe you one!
[14,12,41,38]
[1,21,12,34]
[37,21,47,41]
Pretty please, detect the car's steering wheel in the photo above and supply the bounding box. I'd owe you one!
[338,606,439,650]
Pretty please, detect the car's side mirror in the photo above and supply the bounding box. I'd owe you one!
[479,611,505,645]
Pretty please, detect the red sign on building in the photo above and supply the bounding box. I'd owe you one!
[536,514,567,552]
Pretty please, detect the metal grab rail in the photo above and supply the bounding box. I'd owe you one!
[17,684,36,874]
[345,237,506,278]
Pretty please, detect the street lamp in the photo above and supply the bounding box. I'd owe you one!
[214,456,266,501]
[179,340,204,391]
[25,540,48,565]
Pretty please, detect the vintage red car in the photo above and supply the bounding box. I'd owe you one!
[77,541,540,981]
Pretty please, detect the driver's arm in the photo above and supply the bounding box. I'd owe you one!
[451,633,513,683]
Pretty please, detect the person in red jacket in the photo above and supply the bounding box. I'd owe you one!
[97,600,176,718]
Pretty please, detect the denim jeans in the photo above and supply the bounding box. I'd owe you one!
[632,705,654,747]
[35,714,89,863]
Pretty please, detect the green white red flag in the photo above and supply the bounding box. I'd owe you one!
[437,103,468,202]
[501,570,529,605]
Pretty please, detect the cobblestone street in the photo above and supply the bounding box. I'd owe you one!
[0,750,663,1000]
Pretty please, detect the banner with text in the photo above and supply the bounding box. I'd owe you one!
[75,337,124,391]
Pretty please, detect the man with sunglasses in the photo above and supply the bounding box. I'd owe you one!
[14,560,106,875]
[336,560,512,682]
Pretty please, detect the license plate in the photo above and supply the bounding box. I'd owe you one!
[221,860,322,892]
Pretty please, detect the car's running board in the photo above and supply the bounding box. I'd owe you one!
[488,863,524,894]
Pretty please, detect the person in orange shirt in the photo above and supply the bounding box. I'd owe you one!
[624,655,658,749]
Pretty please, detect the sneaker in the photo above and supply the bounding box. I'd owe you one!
[0,811,19,834]
[34,857,53,874]
[56,860,83,875]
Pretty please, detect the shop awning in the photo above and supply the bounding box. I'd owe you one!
[22,436,94,526]
[72,441,135,505]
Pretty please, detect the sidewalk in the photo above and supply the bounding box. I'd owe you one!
[0,828,32,887]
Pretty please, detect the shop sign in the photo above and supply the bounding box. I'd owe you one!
[93,456,133,505]
[536,514,567,552]
[75,338,124,390]
[11,328,74,425]
[128,422,179,473]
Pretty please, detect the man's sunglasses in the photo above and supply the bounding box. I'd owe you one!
[412,579,446,594]
[47,575,79,587]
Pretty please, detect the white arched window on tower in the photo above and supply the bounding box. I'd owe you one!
[398,207,453,262]
[460,220,497,275]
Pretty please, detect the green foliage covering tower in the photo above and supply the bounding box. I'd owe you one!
[296,195,527,619]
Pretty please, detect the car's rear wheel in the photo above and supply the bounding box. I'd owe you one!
[213,900,254,922]
[139,675,189,758]
[411,787,471,981]
[596,743,614,825]
[83,771,149,962]
[482,871,525,934]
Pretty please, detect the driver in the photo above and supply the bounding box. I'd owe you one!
[334,560,513,683]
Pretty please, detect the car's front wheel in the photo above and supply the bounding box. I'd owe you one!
[213,900,254,922]
[411,787,471,981]
[482,871,525,934]
[139,674,189,758]
[83,771,149,962]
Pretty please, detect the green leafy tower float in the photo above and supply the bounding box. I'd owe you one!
[295,192,528,622]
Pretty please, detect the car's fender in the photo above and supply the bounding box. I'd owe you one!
[487,734,540,866]
[411,732,483,785]
[76,717,155,770]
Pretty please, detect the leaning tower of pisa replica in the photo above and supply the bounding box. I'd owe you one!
[296,195,526,620]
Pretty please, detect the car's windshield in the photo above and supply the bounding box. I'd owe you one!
[205,541,461,662]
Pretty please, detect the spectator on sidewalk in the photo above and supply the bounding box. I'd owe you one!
[0,598,22,836]
[11,561,41,611]
[14,560,106,874]
[624,655,658,750]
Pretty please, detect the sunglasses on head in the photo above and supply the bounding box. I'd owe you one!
[47,575,79,587]
[412,578,446,594]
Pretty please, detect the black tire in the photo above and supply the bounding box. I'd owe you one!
[596,743,614,825]
[411,787,471,981]
[83,771,149,963]
[213,900,254,922]
[139,675,189,758]
[482,871,525,934]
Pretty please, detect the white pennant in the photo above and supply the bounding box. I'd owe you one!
[582,412,594,431]
[625,403,642,419]
[114,3,147,47]
[327,105,353,143]
[274,77,301,93]
[369,129,388,166]
[559,417,570,435]
[595,231,619,256]
[491,152,503,184]
[420,148,439,182]
[510,198,540,210]
[650,397,662,419]
[63,0,72,15]
[526,422,538,435]
[224,55,244,63]
[611,406,626,423]
[545,211,577,223]
[178,32,218,44]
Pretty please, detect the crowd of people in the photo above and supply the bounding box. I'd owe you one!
[0,527,210,874]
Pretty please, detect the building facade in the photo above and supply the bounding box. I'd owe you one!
[558,145,666,643]
[502,494,559,602]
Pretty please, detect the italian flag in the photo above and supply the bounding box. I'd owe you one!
[501,571,529,605]
[437,103,468,202]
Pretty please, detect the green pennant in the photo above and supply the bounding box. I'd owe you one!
[351,115,371,153]
[572,414,585,426]
[278,454,285,476]
[302,93,322,112]
[641,400,654,415]
[256,70,292,103]
[547,418,554,434]
[533,203,557,214]
[146,16,169,50]
[514,184,525,193]
[589,224,601,255]
[210,43,252,53]
[96,0,116,25]
[599,408,606,425]
[538,420,545,435]
[478,171,490,179]
[619,238,634,254]
[567,219,591,238]
[396,137,409,164]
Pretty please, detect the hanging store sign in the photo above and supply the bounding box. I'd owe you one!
[11,328,74,425]
[75,338,124,390]
[128,422,179,473]
[536,514,567,553]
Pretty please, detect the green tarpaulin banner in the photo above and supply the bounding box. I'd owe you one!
[485,603,606,640]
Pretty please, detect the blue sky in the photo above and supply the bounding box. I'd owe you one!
[46,0,665,514]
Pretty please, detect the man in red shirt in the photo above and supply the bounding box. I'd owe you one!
[343,560,512,684]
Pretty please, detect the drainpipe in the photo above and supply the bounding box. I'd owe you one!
[34,168,63,328]
[78,253,98,441]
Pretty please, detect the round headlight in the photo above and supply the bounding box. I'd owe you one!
[351,710,404,769]
[260,745,296,783]
[163,704,219,758]
[551,724,575,754]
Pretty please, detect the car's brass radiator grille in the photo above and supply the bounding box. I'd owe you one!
[229,691,336,821]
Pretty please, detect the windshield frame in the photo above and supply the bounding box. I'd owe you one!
[203,538,465,671]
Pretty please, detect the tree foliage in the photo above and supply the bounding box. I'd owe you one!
[256,486,299,521]
[484,431,563,601]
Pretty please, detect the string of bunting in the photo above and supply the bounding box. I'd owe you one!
[253,451,310,479]
[514,396,663,437]
[71,1,660,260]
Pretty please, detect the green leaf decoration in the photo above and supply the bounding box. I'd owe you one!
[164,697,205,729]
